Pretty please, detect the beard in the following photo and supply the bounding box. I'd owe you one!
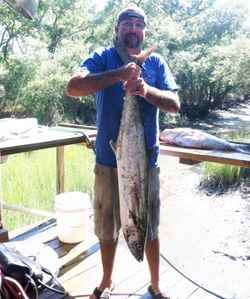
[123,33,141,49]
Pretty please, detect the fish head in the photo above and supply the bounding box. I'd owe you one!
[123,225,146,262]
[159,129,178,144]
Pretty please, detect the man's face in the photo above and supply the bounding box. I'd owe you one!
[115,17,147,50]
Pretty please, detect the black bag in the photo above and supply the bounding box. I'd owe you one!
[0,244,66,299]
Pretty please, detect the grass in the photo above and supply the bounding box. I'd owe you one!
[1,145,95,230]
[199,130,250,194]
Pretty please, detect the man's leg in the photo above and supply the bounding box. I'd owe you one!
[146,236,170,298]
[99,238,118,289]
[146,167,170,298]
[145,237,160,293]
[90,164,120,299]
[90,238,118,299]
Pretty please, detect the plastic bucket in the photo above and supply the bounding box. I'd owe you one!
[54,192,90,243]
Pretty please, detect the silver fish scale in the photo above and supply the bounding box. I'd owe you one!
[116,92,149,262]
[111,40,153,262]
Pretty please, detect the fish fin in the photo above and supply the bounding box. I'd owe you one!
[133,42,157,66]
[109,140,117,154]
[235,144,250,154]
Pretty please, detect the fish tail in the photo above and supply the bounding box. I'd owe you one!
[113,39,157,65]
[133,43,157,66]
[109,140,116,154]
[235,144,250,154]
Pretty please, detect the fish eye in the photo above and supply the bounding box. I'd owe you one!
[136,244,142,250]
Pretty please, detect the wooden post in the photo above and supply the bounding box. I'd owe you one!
[56,146,65,194]
[0,152,9,242]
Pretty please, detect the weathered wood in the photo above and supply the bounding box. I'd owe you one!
[0,128,85,156]
[7,220,219,299]
[0,228,9,242]
[59,233,98,268]
[59,122,97,131]
[56,146,65,194]
[160,143,250,168]
[187,288,215,298]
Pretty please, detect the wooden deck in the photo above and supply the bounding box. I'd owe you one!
[9,220,217,299]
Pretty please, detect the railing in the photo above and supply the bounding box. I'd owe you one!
[0,124,97,242]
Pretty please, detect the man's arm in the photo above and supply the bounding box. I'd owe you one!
[66,62,141,97]
[124,78,180,114]
[144,86,180,113]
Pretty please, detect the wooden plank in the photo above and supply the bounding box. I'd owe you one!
[0,228,9,242]
[0,129,85,156]
[160,267,184,291]
[5,220,220,299]
[59,234,98,268]
[168,278,199,298]
[188,288,216,298]
[160,143,250,168]
[10,219,56,241]
[20,224,58,243]
[59,123,97,131]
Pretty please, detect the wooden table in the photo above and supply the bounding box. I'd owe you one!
[160,142,250,168]
[0,126,96,242]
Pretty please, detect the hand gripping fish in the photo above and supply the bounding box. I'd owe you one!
[110,41,156,262]
[160,128,250,154]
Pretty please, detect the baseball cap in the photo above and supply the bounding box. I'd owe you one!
[116,6,147,26]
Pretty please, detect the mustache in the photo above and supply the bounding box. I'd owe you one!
[125,32,139,39]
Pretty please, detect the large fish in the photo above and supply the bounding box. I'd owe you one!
[110,41,155,262]
[160,128,250,153]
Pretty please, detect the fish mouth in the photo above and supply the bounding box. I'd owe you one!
[128,245,144,262]
[126,240,145,262]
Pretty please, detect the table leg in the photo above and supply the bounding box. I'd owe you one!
[56,146,65,194]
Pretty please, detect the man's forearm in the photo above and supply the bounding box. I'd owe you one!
[66,62,141,97]
[66,69,123,97]
[145,85,180,113]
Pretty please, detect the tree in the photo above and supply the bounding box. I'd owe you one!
[0,0,249,123]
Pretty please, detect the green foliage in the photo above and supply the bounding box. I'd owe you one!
[170,1,250,117]
[0,0,250,122]
[0,58,36,116]
[199,162,250,194]
[199,131,250,193]
[0,2,41,61]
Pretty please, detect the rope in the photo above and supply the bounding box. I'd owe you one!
[160,253,228,299]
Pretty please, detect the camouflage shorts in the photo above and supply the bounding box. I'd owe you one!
[93,163,160,243]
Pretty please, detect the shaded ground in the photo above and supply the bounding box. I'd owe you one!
[159,100,250,299]
[183,101,250,135]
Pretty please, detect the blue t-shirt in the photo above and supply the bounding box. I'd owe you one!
[80,46,178,168]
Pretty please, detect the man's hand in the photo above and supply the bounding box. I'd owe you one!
[120,62,141,81]
[123,77,148,97]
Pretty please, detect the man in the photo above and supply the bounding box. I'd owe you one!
[66,6,180,299]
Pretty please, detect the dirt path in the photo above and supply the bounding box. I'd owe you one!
[158,101,250,299]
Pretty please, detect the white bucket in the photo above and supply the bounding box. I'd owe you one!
[54,192,90,244]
